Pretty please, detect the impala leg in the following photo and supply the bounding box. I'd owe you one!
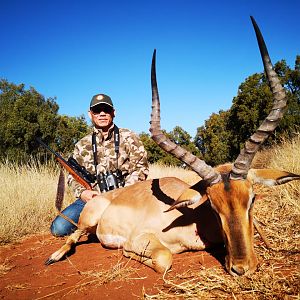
[45,228,86,265]
[45,196,111,265]
[123,233,172,273]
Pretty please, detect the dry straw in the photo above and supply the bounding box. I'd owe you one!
[0,160,72,244]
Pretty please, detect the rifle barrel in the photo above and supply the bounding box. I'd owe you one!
[36,137,92,190]
[36,138,68,164]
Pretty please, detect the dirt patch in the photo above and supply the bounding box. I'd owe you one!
[0,234,225,299]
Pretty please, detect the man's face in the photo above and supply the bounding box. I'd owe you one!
[88,104,115,130]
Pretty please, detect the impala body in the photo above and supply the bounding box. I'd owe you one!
[46,17,300,276]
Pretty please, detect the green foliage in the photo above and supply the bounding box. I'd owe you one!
[196,56,300,165]
[274,57,300,134]
[0,79,89,162]
[139,132,179,166]
[227,58,300,158]
[55,115,90,156]
[196,110,231,166]
[140,126,201,167]
[227,72,274,158]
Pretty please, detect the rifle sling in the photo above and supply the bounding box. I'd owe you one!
[58,211,79,228]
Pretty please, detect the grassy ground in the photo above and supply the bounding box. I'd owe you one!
[0,135,299,299]
[0,160,59,243]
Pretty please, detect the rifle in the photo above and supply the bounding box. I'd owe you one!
[36,138,93,191]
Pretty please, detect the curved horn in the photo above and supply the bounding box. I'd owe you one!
[150,50,221,185]
[230,16,288,180]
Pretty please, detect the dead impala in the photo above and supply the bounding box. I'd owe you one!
[46,17,300,276]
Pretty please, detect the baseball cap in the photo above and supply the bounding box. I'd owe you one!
[90,94,114,108]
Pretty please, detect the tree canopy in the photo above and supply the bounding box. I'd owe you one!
[195,56,300,165]
[0,79,89,162]
[140,126,201,167]
[196,110,231,166]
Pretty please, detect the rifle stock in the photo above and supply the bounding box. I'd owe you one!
[36,138,92,190]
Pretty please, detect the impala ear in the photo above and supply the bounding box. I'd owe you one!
[248,169,300,186]
[164,188,208,212]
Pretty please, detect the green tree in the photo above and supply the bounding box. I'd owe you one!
[195,56,299,165]
[273,57,300,134]
[227,58,300,158]
[170,126,201,159]
[0,80,59,162]
[195,110,231,166]
[139,132,178,165]
[0,79,89,162]
[55,115,90,155]
[140,126,201,167]
[227,73,273,158]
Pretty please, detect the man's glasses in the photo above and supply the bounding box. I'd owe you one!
[91,105,113,114]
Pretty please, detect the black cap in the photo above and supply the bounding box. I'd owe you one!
[90,94,114,108]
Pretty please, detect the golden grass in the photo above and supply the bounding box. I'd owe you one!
[143,266,299,299]
[4,283,31,292]
[0,160,71,244]
[149,163,201,185]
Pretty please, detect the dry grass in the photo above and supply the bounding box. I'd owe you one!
[143,266,299,299]
[149,164,201,185]
[0,160,72,244]
[33,256,140,299]
[0,260,14,277]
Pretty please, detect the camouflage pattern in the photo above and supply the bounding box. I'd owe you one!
[68,125,149,198]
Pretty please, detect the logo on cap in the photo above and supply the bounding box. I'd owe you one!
[96,95,104,100]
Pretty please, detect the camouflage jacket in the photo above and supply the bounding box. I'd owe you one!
[68,124,149,198]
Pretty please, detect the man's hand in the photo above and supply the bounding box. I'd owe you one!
[80,189,100,202]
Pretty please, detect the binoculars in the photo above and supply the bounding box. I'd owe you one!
[97,170,125,192]
[68,157,124,193]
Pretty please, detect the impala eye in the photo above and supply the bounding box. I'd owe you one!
[250,195,256,206]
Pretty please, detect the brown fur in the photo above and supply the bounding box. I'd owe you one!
[46,169,300,276]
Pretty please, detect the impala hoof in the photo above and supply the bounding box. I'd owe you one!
[44,258,56,265]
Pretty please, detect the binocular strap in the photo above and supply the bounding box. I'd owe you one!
[92,125,120,189]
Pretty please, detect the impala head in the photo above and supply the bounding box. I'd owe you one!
[150,17,295,276]
[206,170,257,275]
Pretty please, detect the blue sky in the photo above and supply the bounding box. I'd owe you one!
[1,0,299,137]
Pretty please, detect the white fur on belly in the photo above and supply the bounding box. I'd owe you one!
[98,234,126,248]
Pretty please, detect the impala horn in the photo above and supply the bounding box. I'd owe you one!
[150,49,221,185]
[230,16,288,180]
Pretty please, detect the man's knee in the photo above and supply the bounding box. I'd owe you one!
[50,199,84,236]
[50,216,77,237]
